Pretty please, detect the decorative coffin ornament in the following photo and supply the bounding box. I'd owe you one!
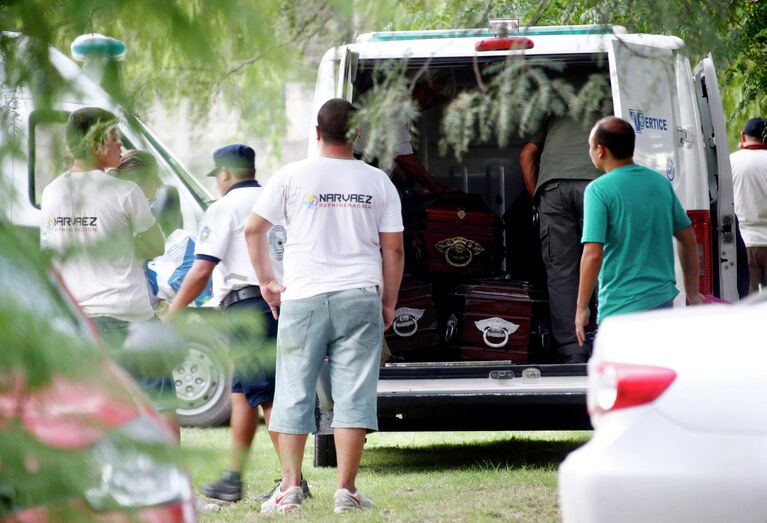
[444,283,533,362]
[474,317,520,348]
[385,276,439,353]
[425,194,502,276]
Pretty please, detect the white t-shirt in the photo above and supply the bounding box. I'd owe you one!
[731,148,767,246]
[41,170,156,321]
[353,122,413,175]
[194,180,284,299]
[252,157,403,300]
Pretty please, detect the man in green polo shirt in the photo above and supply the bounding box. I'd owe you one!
[575,116,704,346]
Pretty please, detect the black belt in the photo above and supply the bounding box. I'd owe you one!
[221,285,262,309]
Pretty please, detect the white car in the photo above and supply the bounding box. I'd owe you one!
[558,296,767,523]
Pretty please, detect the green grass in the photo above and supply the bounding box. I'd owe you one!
[182,428,591,522]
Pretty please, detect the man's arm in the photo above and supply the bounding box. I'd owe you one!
[244,212,284,319]
[166,259,216,318]
[379,231,405,330]
[135,224,165,260]
[674,225,705,305]
[394,154,451,194]
[519,142,540,198]
[575,242,603,346]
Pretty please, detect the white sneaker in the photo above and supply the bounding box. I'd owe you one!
[334,488,374,513]
[260,484,304,513]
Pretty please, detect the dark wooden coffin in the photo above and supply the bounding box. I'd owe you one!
[444,283,533,362]
[424,194,502,276]
[385,276,440,353]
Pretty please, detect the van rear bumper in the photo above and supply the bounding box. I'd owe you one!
[375,372,590,431]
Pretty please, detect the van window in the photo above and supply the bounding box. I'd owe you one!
[28,110,69,207]
[352,54,610,217]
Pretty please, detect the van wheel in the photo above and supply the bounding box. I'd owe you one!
[173,340,232,427]
[314,433,337,468]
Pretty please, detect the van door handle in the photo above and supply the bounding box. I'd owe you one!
[719,214,734,243]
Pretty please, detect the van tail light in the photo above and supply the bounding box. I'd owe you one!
[687,210,713,296]
[475,37,534,51]
[588,362,677,416]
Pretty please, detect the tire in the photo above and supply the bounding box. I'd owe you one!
[313,398,337,467]
[173,340,232,427]
[314,433,337,468]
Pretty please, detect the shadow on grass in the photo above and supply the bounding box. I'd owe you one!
[362,434,591,472]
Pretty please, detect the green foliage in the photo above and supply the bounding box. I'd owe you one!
[0,0,763,155]
[399,0,765,146]
[352,60,419,170]
[438,58,611,160]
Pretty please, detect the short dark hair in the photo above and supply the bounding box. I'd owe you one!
[317,98,356,145]
[593,117,635,160]
[66,107,118,160]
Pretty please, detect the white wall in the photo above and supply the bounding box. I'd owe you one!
[145,82,314,191]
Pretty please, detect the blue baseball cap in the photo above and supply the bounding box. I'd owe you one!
[206,144,256,177]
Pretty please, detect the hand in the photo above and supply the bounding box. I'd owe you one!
[575,305,590,347]
[687,292,705,306]
[261,280,285,319]
[382,303,395,331]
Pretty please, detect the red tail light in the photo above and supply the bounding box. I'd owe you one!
[687,210,713,296]
[475,37,534,51]
[589,362,677,415]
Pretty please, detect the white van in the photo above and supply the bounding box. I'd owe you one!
[309,22,737,466]
[1,33,232,427]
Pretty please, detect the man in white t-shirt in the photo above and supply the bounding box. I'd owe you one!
[41,107,164,336]
[41,107,172,414]
[353,68,456,194]
[731,117,767,294]
[246,99,404,514]
[166,144,304,502]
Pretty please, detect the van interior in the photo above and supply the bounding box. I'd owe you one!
[352,53,611,365]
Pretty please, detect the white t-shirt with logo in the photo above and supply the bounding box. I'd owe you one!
[41,170,156,321]
[731,148,767,246]
[252,157,403,300]
[194,181,284,300]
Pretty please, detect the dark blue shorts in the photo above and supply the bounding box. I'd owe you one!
[225,296,277,409]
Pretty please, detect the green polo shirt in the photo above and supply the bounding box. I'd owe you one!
[582,163,692,322]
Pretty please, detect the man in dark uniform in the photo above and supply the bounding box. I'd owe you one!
[520,114,602,362]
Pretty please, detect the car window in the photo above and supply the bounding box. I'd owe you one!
[29,110,69,207]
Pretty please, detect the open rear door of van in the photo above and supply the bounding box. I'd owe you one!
[336,48,359,101]
[609,38,717,300]
[694,55,738,302]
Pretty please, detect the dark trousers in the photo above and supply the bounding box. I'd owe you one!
[537,180,593,357]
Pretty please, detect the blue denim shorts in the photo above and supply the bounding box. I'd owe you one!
[268,287,383,434]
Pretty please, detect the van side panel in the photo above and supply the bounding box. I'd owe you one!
[307,48,342,159]
[694,57,738,302]
[609,42,681,191]
[673,54,710,211]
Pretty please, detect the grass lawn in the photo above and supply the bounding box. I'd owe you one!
[182,427,591,522]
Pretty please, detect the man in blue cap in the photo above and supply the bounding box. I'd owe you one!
[168,144,309,502]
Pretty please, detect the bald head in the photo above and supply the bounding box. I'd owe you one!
[591,117,635,160]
